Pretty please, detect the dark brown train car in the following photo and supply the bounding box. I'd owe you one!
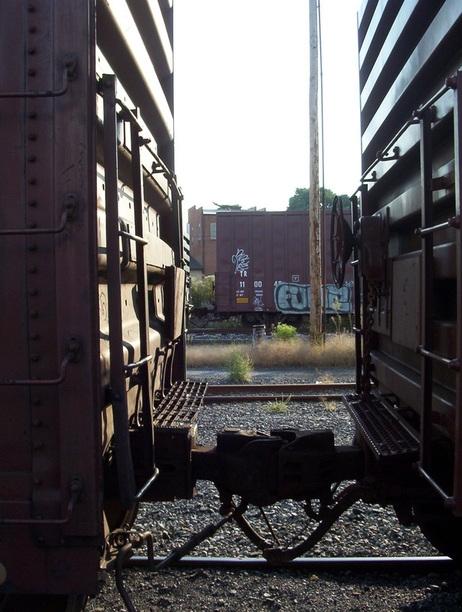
[340,0,462,558]
[215,209,354,325]
[0,1,186,609]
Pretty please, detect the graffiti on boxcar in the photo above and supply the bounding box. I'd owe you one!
[232,248,250,276]
[274,282,353,314]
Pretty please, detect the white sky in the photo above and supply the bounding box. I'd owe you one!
[174,0,362,213]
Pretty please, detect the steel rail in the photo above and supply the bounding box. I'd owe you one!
[187,327,311,335]
[203,382,355,404]
[204,394,345,404]
[124,554,454,573]
[206,383,355,393]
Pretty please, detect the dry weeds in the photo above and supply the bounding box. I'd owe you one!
[187,334,355,368]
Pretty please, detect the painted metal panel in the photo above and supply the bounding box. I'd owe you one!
[215,210,353,317]
[0,0,101,596]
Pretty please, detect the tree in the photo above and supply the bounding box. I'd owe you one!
[213,202,242,211]
[190,275,215,309]
[287,187,350,210]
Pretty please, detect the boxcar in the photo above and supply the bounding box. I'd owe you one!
[215,209,354,325]
[0,1,187,609]
[337,0,462,558]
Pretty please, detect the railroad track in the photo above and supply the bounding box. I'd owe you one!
[204,382,356,403]
[125,554,454,573]
[187,327,311,335]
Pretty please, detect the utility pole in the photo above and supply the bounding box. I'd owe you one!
[309,0,322,342]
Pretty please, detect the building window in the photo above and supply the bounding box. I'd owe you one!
[210,222,216,240]
[198,223,201,240]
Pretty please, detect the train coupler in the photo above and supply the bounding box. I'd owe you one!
[193,427,365,507]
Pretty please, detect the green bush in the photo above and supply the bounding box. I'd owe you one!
[273,323,297,341]
[226,349,253,382]
[190,275,215,308]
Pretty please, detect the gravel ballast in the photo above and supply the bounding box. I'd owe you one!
[86,367,462,611]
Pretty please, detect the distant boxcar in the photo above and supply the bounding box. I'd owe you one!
[215,209,353,325]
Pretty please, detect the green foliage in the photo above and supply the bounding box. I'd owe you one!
[213,202,242,211]
[190,275,215,308]
[226,349,253,382]
[268,394,291,413]
[287,187,350,211]
[273,323,297,341]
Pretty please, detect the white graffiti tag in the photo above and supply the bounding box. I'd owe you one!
[232,248,250,276]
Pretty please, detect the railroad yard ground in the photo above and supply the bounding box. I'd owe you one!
[86,363,462,611]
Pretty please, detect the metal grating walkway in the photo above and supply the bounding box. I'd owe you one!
[344,394,419,462]
[153,380,208,430]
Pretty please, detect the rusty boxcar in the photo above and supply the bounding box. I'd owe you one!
[0,1,188,609]
[215,209,354,326]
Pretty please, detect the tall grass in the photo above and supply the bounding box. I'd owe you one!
[187,334,355,368]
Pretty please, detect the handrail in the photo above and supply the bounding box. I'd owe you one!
[0,55,77,99]
[0,194,78,236]
[0,477,82,525]
[360,77,453,184]
[0,339,80,386]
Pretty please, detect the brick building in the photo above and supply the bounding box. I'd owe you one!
[187,206,217,277]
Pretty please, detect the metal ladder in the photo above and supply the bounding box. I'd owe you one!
[415,71,462,514]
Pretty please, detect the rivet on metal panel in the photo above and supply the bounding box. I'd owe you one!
[28,244,37,252]
[32,397,41,405]
[29,288,38,296]
[27,47,37,55]
[28,26,37,33]
[28,154,37,162]
[28,177,37,185]
[30,354,39,362]
[28,199,37,207]
[29,266,38,274]
[29,309,38,318]
[34,441,43,450]
[28,68,36,77]
[33,419,42,427]
[30,331,39,339]
[27,4,36,12]
[27,111,37,119]
[28,133,37,141]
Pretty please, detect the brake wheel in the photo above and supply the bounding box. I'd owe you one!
[330,196,354,288]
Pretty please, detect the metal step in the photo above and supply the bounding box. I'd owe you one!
[154,380,208,431]
[150,380,208,500]
[344,394,419,463]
